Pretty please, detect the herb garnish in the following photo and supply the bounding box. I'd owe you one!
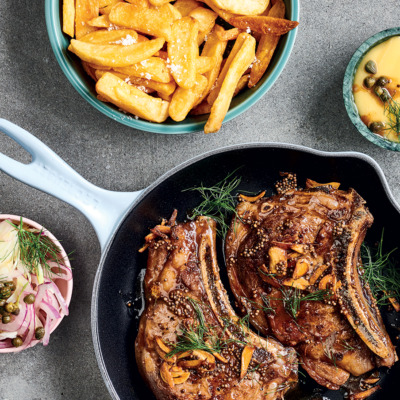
[384,98,400,135]
[361,231,400,306]
[6,219,65,284]
[280,287,332,320]
[184,171,242,237]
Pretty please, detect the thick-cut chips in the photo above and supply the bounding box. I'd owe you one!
[69,37,164,67]
[173,0,201,16]
[209,0,269,16]
[63,0,75,37]
[109,2,174,41]
[188,7,218,45]
[229,15,299,35]
[200,25,228,99]
[96,72,170,122]
[249,0,285,87]
[64,0,298,132]
[205,33,256,133]
[168,16,199,89]
[169,74,208,121]
[115,57,172,83]
[79,29,139,44]
[75,0,99,39]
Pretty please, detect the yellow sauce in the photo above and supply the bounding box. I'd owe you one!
[353,36,400,142]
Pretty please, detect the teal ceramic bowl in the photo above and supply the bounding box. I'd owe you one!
[343,27,400,151]
[45,0,299,134]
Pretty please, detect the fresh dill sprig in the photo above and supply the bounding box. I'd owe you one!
[384,98,400,135]
[323,344,337,368]
[361,230,400,306]
[280,287,331,320]
[183,171,242,237]
[340,340,356,352]
[8,219,64,282]
[241,294,276,315]
[167,298,220,357]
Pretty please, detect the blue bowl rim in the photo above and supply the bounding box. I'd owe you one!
[343,27,400,151]
[45,0,300,134]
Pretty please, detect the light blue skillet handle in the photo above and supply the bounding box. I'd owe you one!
[0,119,143,252]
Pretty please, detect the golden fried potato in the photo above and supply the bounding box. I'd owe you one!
[205,33,256,133]
[229,15,299,35]
[167,16,199,89]
[96,72,170,122]
[208,0,269,16]
[115,57,172,83]
[200,25,228,100]
[109,2,174,41]
[63,0,75,37]
[189,7,218,45]
[196,56,216,74]
[68,37,165,67]
[79,29,139,44]
[75,0,99,39]
[173,0,202,16]
[249,0,285,87]
[169,74,208,121]
[149,0,172,5]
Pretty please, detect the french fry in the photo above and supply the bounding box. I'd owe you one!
[188,7,218,45]
[204,33,256,133]
[115,57,172,83]
[123,76,176,97]
[99,0,123,15]
[149,0,172,5]
[191,100,212,115]
[216,27,241,41]
[63,0,75,37]
[229,15,299,36]
[68,37,165,67]
[168,16,199,89]
[96,72,170,122]
[75,0,99,39]
[202,0,237,24]
[209,0,269,15]
[233,74,250,97]
[249,0,285,87]
[82,61,98,81]
[169,74,208,121]
[207,32,249,105]
[167,4,182,20]
[95,70,157,94]
[196,56,216,74]
[173,0,202,17]
[200,25,228,100]
[109,2,174,41]
[79,29,139,45]
[87,15,112,28]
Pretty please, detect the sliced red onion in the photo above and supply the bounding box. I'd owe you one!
[40,300,61,320]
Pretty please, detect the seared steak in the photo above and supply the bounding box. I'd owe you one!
[136,216,298,400]
[225,178,396,390]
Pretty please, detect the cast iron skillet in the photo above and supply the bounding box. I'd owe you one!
[0,119,399,400]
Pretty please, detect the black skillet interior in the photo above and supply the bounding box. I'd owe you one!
[95,145,400,400]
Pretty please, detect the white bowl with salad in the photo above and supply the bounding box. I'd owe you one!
[0,215,72,352]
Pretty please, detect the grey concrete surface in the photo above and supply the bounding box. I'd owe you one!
[0,1,399,399]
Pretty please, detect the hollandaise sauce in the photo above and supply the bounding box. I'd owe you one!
[353,36,400,142]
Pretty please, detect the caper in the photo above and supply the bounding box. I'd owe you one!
[0,307,10,317]
[35,327,45,340]
[0,299,6,307]
[12,336,23,348]
[374,86,391,102]
[4,303,15,313]
[369,121,385,133]
[2,315,11,324]
[12,307,20,316]
[23,294,36,304]
[376,76,390,87]
[363,76,376,88]
[365,60,377,74]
